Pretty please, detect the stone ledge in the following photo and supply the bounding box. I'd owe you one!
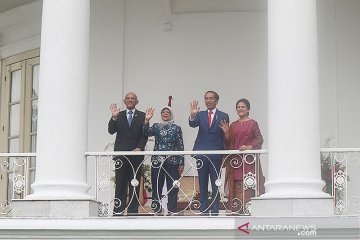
[251,197,334,216]
[0,216,358,239]
[11,199,99,218]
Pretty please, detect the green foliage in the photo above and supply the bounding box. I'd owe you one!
[141,164,152,192]
[320,152,349,196]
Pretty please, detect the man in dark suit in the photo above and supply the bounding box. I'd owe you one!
[108,92,148,215]
[189,91,229,215]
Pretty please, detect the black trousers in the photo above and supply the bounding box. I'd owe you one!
[151,160,180,213]
[113,156,143,215]
[197,156,221,214]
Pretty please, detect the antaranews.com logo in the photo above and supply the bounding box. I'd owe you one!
[238,222,317,237]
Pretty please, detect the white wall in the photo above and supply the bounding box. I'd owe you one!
[317,0,339,147]
[335,0,360,148]
[86,0,125,195]
[87,0,125,152]
[123,0,268,152]
[317,0,360,208]
[0,0,358,153]
[333,0,360,208]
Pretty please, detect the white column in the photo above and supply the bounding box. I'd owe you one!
[27,0,91,200]
[252,0,332,216]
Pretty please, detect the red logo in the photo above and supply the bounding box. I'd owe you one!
[238,222,250,234]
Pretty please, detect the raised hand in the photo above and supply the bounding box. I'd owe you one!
[239,145,253,151]
[110,103,120,118]
[219,119,229,133]
[145,107,155,123]
[219,119,230,142]
[190,100,200,118]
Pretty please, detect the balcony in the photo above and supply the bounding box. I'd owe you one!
[87,149,267,217]
[0,149,359,239]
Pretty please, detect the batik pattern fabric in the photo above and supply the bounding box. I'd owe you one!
[143,123,184,165]
[224,119,265,212]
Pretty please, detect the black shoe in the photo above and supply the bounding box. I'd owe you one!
[113,213,124,217]
[211,212,219,216]
[200,212,210,216]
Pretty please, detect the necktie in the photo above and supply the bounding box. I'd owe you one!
[127,110,133,127]
[208,111,212,127]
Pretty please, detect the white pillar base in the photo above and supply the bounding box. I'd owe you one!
[251,197,333,217]
[262,178,330,198]
[26,181,92,200]
[11,199,99,217]
[251,178,333,216]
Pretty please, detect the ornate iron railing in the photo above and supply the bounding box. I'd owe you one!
[0,153,36,216]
[86,150,267,216]
[1,149,359,216]
[320,148,360,215]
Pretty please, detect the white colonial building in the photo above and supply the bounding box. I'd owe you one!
[0,0,359,239]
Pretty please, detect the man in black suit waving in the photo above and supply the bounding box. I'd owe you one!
[108,92,148,215]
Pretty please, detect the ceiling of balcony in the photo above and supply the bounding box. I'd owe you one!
[0,0,37,14]
[171,0,267,13]
[0,0,267,15]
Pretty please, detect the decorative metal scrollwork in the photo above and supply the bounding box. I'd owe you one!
[93,151,265,216]
[230,157,242,169]
[196,158,203,169]
[0,160,10,171]
[97,173,110,192]
[244,201,251,215]
[0,200,11,216]
[13,174,25,195]
[231,198,243,212]
[336,200,346,214]
[131,178,139,187]
[244,172,256,190]
[98,202,109,216]
[173,180,180,189]
[334,170,346,190]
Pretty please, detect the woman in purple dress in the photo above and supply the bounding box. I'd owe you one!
[220,98,265,213]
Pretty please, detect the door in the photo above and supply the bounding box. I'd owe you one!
[0,49,39,202]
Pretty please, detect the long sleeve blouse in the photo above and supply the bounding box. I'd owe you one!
[143,122,184,165]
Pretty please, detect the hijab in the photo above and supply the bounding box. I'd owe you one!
[160,106,174,125]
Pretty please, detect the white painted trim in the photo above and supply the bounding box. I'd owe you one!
[0,216,358,239]
[26,181,92,200]
[85,149,268,156]
[320,148,360,152]
[0,153,36,157]
[0,35,41,59]
[0,0,42,30]
[0,215,357,230]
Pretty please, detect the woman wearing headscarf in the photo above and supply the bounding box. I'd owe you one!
[143,105,184,215]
